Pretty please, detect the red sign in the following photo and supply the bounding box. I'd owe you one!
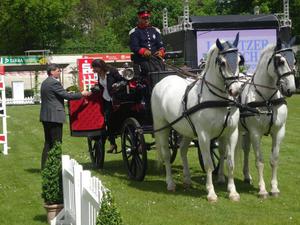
[77,58,98,90]
[82,53,131,62]
[0,65,5,75]
[0,134,5,142]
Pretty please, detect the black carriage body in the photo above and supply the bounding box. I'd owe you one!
[109,68,183,135]
[109,102,153,135]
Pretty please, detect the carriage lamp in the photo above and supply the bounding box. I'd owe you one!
[122,68,134,80]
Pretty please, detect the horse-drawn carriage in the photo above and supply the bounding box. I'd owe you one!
[68,32,297,202]
[68,51,220,181]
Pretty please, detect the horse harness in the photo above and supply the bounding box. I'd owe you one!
[239,47,293,136]
[153,42,241,138]
[152,78,237,138]
[267,47,296,86]
[181,79,237,139]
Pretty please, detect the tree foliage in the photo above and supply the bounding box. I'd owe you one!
[0,0,299,55]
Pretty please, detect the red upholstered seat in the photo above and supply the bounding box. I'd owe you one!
[69,92,105,131]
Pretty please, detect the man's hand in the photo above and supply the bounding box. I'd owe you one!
[154,50,163,59]
[143,49,151,57]
[81,90,91,97]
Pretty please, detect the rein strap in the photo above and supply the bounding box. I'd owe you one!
[153,100,237,133]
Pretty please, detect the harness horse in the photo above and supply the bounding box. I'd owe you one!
[219,38,297,198]
[151,34,243,202]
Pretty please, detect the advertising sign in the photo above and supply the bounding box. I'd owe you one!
[196,29,277,73]
[77,58,98,90]
[0,65,4,75]
[82,53,131,62]
[0,56,47,65]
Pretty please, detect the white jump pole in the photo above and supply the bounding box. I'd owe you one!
[0,65,9,155]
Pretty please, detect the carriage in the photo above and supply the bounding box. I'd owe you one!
[68,52,219,181]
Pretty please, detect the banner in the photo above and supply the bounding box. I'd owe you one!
[196,29,277,73]
[82,53,131,62]
[0,65,4,75]
[77,58,97,90]
[0,56,48,65]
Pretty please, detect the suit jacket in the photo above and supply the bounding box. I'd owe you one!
[40,76,82,123]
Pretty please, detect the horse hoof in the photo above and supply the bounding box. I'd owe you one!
[217,177,226,184]
[229,193,240,202]
[271,192,280,198]
[167,184,176,192]
[244,178,252,184]
[207,195,218,203]
[258,192,269,199]
[183,182,192,190]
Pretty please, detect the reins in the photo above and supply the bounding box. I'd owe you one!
[151,55,232,94]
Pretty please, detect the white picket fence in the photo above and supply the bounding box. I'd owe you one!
[52,155,107,225]
[5,97,37,105]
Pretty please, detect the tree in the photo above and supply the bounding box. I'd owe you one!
[0,0,299,55]
[0,0,78,54]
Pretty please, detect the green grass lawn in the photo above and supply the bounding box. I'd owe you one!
[0,96,300,225]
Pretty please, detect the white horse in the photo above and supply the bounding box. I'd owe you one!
[151,34,243,202]
[219,38,296,198]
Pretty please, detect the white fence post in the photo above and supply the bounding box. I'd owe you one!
[52,155,107,225]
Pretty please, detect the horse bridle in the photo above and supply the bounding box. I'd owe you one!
[215,47,240,90]
[267,47,296,87]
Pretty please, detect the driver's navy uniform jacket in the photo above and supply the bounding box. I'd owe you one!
[129,26,165,63]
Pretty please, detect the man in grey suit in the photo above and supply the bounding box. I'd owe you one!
[40,64,90,169]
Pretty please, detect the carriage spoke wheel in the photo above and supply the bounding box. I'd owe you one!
[168,129,179,163]
[196,140,220,175]
[87,136,105,169]
[121,118,147,181]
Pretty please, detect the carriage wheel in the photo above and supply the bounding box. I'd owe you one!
[168,129,179,163]
[196,140,220,175]
[121,118,147,181]
[87,136,105,169]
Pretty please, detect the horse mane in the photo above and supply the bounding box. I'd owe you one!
[253,44,275,74]
[202,41,222,74]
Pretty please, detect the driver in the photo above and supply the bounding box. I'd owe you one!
[129,8,166,77]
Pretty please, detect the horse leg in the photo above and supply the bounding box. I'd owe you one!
[251,132,268,198]
[217,139,226,184]
[157,128,176,191]
[270,125,285,197]
[179,137,193,189]
[224,128,240,201]
[242,133,253,184]
[198,135,217,202]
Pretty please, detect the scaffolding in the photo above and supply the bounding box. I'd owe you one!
[274,0,292,28]
[162,0,192,35]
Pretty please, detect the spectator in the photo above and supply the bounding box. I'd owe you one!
[40,63,90,169]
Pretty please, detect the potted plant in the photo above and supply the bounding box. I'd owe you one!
[41,142,64,224]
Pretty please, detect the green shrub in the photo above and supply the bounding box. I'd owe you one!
[24,89,34,97]
[5,86,12,98]
[41,142,63,205]
[66,85,80,92]
[96,191,123,225]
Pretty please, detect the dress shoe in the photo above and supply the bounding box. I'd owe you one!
[107,144,117,153]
